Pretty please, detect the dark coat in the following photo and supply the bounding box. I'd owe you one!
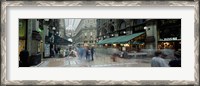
[91,47,94,54]
[169,58,181,67]
[19,50,30,67]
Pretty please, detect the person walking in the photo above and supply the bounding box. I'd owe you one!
[90,46,95,61]
[51,48,56,57]
[151,51,169,67]
[75,46,80,59]
[79,47,84,60]
[85,47,90,61]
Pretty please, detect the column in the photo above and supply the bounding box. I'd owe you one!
[153,21,158,50]
[27,19,33,56]
[41,24,47,60]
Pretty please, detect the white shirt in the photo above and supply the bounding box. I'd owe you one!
[151,57,169,67]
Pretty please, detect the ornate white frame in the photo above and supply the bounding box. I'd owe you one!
[1,1,199,85]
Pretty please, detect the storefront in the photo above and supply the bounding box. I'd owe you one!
[19,20,27,57]
[129,33,145,52]
[157,19,181,51]
[98,32,145,52]
[158,38,181,51]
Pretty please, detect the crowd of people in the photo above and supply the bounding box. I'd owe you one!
[151,50,181,67]
[75,45,95,61]
[19,44,181,67]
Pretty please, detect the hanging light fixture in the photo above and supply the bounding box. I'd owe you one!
[123,31,126,34]
[144,26,150,30]
[52,27,56,30]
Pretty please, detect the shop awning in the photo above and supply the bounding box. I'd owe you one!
[97,38,113,44]
[130,41,145,44]
[114,32,145,43]
[97,35,126,44]
[54,35,72,45]
[97,32,145,44]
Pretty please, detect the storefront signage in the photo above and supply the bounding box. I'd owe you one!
[160,37,178,41]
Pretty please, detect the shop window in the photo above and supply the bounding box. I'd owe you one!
[158,42,174,49]
[84,41,88,43]
[90,41,93,43]
[158,42,181,50]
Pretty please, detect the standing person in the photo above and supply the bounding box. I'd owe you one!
[85,47,90,61]
[75,46,80,58]
[82,46,87,60]
[122,50,129,58]
[169,50,181,67]
[50,48,55,57]
[19,49,30,67]
[151,51,169,67]
[79,46,84,60]
[76,46,80,58]
[57,47,61,55]
[90,46,95,61]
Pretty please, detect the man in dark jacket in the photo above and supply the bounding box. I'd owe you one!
[169,50,181,67]
[90,47,95,61]
[19,49,30,67]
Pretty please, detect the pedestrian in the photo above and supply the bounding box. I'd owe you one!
[85,47,90,61]
[55,48,57,55]
[120,51,123,58]
[82,47,86,60]
[151,51,169,67]
[50,48,55,57]
[76,45,81,60]
[75,46,80,58]
[57,47,61,54]
[79,47,84,60]
[19,49,30,67]
[90,46,95,61]
[122,50,129,58]
[168,50,181,67]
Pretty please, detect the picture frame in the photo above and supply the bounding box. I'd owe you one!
[1,0,199,85]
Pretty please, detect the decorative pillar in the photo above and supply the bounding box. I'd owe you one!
[154,21,158,50]
[40,24,47,60]
[27,19,33,56]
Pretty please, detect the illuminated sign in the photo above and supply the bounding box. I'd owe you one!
[160,37,178,41]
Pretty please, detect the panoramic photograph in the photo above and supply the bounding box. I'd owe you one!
[19,19,181,67]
